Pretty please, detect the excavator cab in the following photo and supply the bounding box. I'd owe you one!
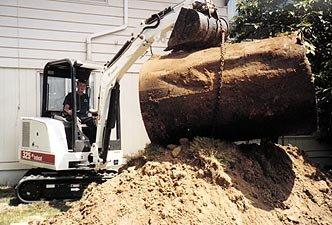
[41,59,103,151]
[41,59,93,117]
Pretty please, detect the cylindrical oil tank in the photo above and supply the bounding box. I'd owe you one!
[139,35,317,144]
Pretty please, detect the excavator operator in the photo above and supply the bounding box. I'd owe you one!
[63,79,90,120]
[63,79,96,143]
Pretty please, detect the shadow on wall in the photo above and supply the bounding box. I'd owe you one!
[0,170,28,186]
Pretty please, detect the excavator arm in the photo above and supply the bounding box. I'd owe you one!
[92,0,228,165]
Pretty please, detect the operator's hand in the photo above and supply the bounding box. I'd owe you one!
[63,104,73,116]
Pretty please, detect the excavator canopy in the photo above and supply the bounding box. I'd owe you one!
[166,8,228,52]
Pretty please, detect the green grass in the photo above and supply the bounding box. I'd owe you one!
[0,186,15,205]
[0,186,14,197]
[0,186,71,225]
[0,202,61,225]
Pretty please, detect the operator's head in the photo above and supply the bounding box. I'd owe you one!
[77,79,87,95]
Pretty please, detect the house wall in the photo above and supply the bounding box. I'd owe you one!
[280,136,332,169]
[0,0,228,184]
[0,68,40,167]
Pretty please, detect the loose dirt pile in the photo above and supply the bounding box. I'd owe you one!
[33,138,331,225]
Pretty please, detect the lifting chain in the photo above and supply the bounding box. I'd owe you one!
[211,30,226,136]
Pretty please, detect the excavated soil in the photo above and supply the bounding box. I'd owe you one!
[33,138,331,225]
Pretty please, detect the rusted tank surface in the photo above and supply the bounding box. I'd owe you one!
[139,35,317,144]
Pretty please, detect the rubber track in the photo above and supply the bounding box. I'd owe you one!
[16,169,116,203]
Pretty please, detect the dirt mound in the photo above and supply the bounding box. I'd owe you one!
[33,138,331,225]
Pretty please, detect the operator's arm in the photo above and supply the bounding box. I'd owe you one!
[63,93,73,116]
[63,104,72,116]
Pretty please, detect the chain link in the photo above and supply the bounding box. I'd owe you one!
[211,31,225,136]
[218,32,225,105]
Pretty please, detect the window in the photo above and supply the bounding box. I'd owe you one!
[40,75,72,112]
[48,77,72,111]
[40,74,94,113]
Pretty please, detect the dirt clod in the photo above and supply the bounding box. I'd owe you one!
[33,138,332,225]
[171,146,182,158]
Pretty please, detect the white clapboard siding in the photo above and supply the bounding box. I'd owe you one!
[119,73,150,152]
[0,0,227,70]
[0,37,19,48]
[0,0,228,172]
[0,47,19,58]
[0,0,218,17]
[0,57,19,68]
[0,70,19,163]
[0,68,40,163]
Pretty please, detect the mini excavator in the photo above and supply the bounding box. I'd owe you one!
[16,0,229,202]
